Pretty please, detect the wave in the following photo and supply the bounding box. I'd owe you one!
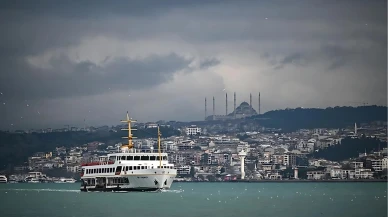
[0,188,79,193]
[160,189,183,193]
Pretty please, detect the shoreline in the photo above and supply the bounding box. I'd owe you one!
[175,179,387,183]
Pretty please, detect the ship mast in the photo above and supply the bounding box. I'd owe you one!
[120,111,137,152]
[157,125,162,167]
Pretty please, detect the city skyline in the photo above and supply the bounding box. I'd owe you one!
[0,0,386,130]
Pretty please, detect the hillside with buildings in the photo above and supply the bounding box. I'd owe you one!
[1,105,387,182]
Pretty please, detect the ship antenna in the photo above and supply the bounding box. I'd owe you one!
[120,111,137,152]
[157,125,162,167]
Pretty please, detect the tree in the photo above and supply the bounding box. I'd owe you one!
[190,166,196,177]
[207,175,216,182]
[197,174,205,181]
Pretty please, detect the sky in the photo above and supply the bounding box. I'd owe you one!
[0,0,386,130]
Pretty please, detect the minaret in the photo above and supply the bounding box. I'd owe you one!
[225,93,228,115]
[354,122,357,135]
[212,96,215,120]
[205,98,207,121]
[239,149,247,180]
[250,93,252,109]
[234,92,236,119]
[258,92,261,115]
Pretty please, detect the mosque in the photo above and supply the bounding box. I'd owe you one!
[204,92,260,121]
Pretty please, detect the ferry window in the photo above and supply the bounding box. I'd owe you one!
[129,166,132,170]
[99,168,102,173]
[121,156,126,160]
[150,156,156,160]
[141,156,149,160]
[134,156,140,160]
[126,156,133,160]
[109,156,115,162]
[137,166,140,170]
[124,178,129,183]
[141,166,144,169]
[133,166,136,170]
[156,156,161,160]
[163,156,167,160]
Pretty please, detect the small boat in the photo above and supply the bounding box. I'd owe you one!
[27,178,40,183]
[24,172,47,183]
[0,175,7,183]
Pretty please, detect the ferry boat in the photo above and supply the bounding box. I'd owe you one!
[0,175,7,183]
[80,112,177,192]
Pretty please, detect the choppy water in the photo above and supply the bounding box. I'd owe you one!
[1,182,387,217]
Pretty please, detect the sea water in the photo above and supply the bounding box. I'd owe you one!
[0,182,386,217]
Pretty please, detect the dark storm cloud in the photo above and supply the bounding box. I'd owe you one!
[0,0,386,130]
[199,58,221,70]
[0,53,193,100]
[321,45,352,71]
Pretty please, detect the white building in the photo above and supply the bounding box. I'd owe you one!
[145,123,158,128]
[283,154,296,166]
[307,171,325,180]
[382,157,388,170]
[330,167,342,178]
[177,165,191,175]
[185,125,201,136]
[354,168,373,179]
[371,159,383,172]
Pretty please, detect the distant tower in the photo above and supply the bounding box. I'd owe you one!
[238,149,247,180]
[354,122,357,135]
[213,96,215,120]
[225,93,228,115]
[234,92,236,119]
[250,93,252,109]
[294,167,299,179]
[205,98,207,121]
[258,92,261,115]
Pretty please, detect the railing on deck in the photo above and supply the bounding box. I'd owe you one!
[81,161,115,166]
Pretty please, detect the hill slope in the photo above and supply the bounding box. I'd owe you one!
[0,127,180,170]
[251,106,387,132]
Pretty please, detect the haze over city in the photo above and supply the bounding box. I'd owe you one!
[0,0,386,130]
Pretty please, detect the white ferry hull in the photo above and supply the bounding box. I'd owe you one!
[80,173,176,192]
